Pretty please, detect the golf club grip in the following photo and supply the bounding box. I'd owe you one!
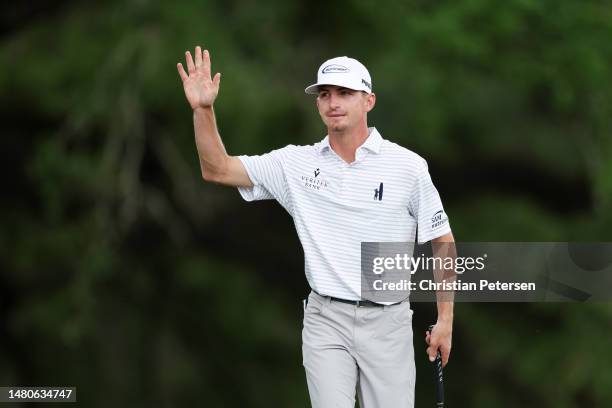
[428,325,445,407]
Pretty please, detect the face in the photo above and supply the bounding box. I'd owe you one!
[316,86,375,133]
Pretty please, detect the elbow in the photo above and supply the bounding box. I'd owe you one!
[200,162,213,182]
[201,171,215,183]
[201,168,222,184]
[200,160,226,184]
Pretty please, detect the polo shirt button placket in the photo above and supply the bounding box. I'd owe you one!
[338,159,347,195]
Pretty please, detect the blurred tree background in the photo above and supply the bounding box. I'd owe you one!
[1,0,611,407]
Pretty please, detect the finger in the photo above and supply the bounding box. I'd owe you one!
[441,348,450,367]
[202,49,211,78]
[425,333,431,345]
[195,45,202,68]
[213,72,221,85]
[177,63,188,81]
[426,346,437,362]
[186,50,195,73]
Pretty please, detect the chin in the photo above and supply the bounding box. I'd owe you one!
[328,120,348,132]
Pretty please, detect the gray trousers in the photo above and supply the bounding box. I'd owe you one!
[302,291,415,408]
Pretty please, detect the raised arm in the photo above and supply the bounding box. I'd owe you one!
[177,46,252,187]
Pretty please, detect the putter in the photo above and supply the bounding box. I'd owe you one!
[427,325,444,407]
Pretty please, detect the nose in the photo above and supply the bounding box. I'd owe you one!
[329,93,341,109]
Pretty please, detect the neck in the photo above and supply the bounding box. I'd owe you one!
[328,122,370,163]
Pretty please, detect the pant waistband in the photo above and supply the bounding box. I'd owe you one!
[312,290,401,308]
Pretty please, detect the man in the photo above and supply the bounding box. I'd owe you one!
[177,46,454,407]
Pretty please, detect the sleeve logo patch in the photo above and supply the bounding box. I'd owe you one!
[431,210,448,229]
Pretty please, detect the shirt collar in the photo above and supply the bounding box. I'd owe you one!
[317,127,383,155]
[318,135,331,152]
[360,127,383,154]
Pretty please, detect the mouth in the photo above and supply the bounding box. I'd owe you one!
[327,113,345,118]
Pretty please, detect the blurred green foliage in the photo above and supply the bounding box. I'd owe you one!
[1,0,611,407]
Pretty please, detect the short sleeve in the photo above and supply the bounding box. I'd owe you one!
[237,145,294,214]
[408,159,451,243]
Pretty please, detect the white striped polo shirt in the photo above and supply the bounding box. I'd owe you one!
[237,127,451,301]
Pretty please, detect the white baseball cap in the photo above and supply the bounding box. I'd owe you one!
[304,56,372,94]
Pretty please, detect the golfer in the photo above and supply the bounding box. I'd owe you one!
[177,46,454,408]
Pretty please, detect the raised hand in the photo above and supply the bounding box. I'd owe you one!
[177,46,221,110]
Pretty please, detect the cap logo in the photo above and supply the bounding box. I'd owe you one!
[361,78,372,90]
[322,64,350,74]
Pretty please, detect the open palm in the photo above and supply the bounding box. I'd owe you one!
[177,46,221,110]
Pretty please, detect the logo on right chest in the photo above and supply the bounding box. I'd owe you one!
[301,168,329,191]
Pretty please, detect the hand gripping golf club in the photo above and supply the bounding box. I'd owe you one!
[427,324,444,407]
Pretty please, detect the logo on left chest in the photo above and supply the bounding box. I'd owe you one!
[373,182,384,201]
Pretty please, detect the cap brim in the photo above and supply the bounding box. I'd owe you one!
[304,81,371,95]
[304,83,322,94]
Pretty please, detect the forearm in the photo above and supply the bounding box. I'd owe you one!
[193,106,230,181]
[432,232,456,324]
[436,299,454,323]
[434,267,454,323]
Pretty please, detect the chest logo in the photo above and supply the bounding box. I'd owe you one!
[374,182,384,201]
[301,168,328,191]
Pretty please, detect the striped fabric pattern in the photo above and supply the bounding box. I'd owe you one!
[238,128,451,301]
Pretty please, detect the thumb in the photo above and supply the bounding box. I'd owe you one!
[213,72,221,87]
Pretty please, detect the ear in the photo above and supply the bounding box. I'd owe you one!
[365,93,376,112]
